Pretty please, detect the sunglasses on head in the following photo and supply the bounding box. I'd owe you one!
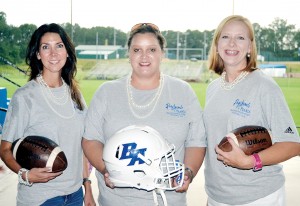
[131,23,160,32]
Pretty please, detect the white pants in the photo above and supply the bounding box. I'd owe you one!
[0,159,18,206]
[207,185,286,206]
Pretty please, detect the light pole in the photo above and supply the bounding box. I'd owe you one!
[113,29,116,46]
[96,32,99,60]
[273,31,276,53]
[70,0,73,42]
[258,39,260,55]
[183,32,189,60]
[176,32,180,61]
[203,31,207,60]
[114,29,119,59]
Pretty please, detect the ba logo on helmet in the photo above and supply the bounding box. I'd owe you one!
[116,142,147,166]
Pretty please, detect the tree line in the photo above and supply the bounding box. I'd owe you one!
[1,11,300,64]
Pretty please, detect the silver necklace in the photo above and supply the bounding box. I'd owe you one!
[37,75,75,119]
[127,73,164,119]
[220,71,249,90]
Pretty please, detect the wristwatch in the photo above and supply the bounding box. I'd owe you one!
[185,167,194,183]
[82,177,92,185]
[252,153,262,172]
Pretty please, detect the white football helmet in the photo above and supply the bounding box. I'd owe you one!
[103,125,184,191]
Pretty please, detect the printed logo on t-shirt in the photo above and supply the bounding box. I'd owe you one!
[230,99,251,117]
[165,103,186,117]
[284,127,294,134]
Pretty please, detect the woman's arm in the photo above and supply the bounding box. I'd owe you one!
[82,154,96,206]
[0,140,62,184]
[176,147,206,192]
[216,138,300,169]
[82,138,114,189]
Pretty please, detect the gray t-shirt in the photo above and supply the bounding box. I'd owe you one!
[2,80,86,205]
[203,69,299,205]
[84,74,206,206]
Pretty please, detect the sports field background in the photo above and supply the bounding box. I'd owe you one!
[0,59,299,133]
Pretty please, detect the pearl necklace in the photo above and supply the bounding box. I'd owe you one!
[37,75,68,105]
[37,75,75,119]
[220,71,249,90]
[127,74,164,119]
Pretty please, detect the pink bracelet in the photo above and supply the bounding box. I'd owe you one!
[252,153,262,172]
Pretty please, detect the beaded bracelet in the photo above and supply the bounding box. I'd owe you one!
[18,168,33,186]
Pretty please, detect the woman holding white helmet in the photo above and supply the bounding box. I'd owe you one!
[82,23,206,205]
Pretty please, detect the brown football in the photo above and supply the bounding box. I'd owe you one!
[12,135,68,172]
[218,125,272,155]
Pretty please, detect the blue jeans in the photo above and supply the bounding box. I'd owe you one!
[40,187,83,206]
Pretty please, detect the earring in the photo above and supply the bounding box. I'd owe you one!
[247,53,250,58]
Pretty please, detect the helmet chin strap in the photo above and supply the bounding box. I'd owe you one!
[153,189,168,206]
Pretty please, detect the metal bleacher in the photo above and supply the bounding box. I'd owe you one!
[85,60,204,82]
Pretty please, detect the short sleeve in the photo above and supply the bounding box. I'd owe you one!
[83,85,107,143]
[2,91,30,143]
[260,83,299,142]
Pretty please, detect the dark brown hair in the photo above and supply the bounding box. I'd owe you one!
[25,23,85,110]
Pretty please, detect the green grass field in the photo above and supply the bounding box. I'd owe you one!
[1,60,299,133]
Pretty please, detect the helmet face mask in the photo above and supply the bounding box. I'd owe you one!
[103,125,184,191]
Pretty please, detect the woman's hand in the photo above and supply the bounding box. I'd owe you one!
[103,170,115,189]
[175,171,192,193]
[27,167,62,183]
[215,137,253,169]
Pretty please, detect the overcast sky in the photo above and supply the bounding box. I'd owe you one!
[1,0,300,32]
